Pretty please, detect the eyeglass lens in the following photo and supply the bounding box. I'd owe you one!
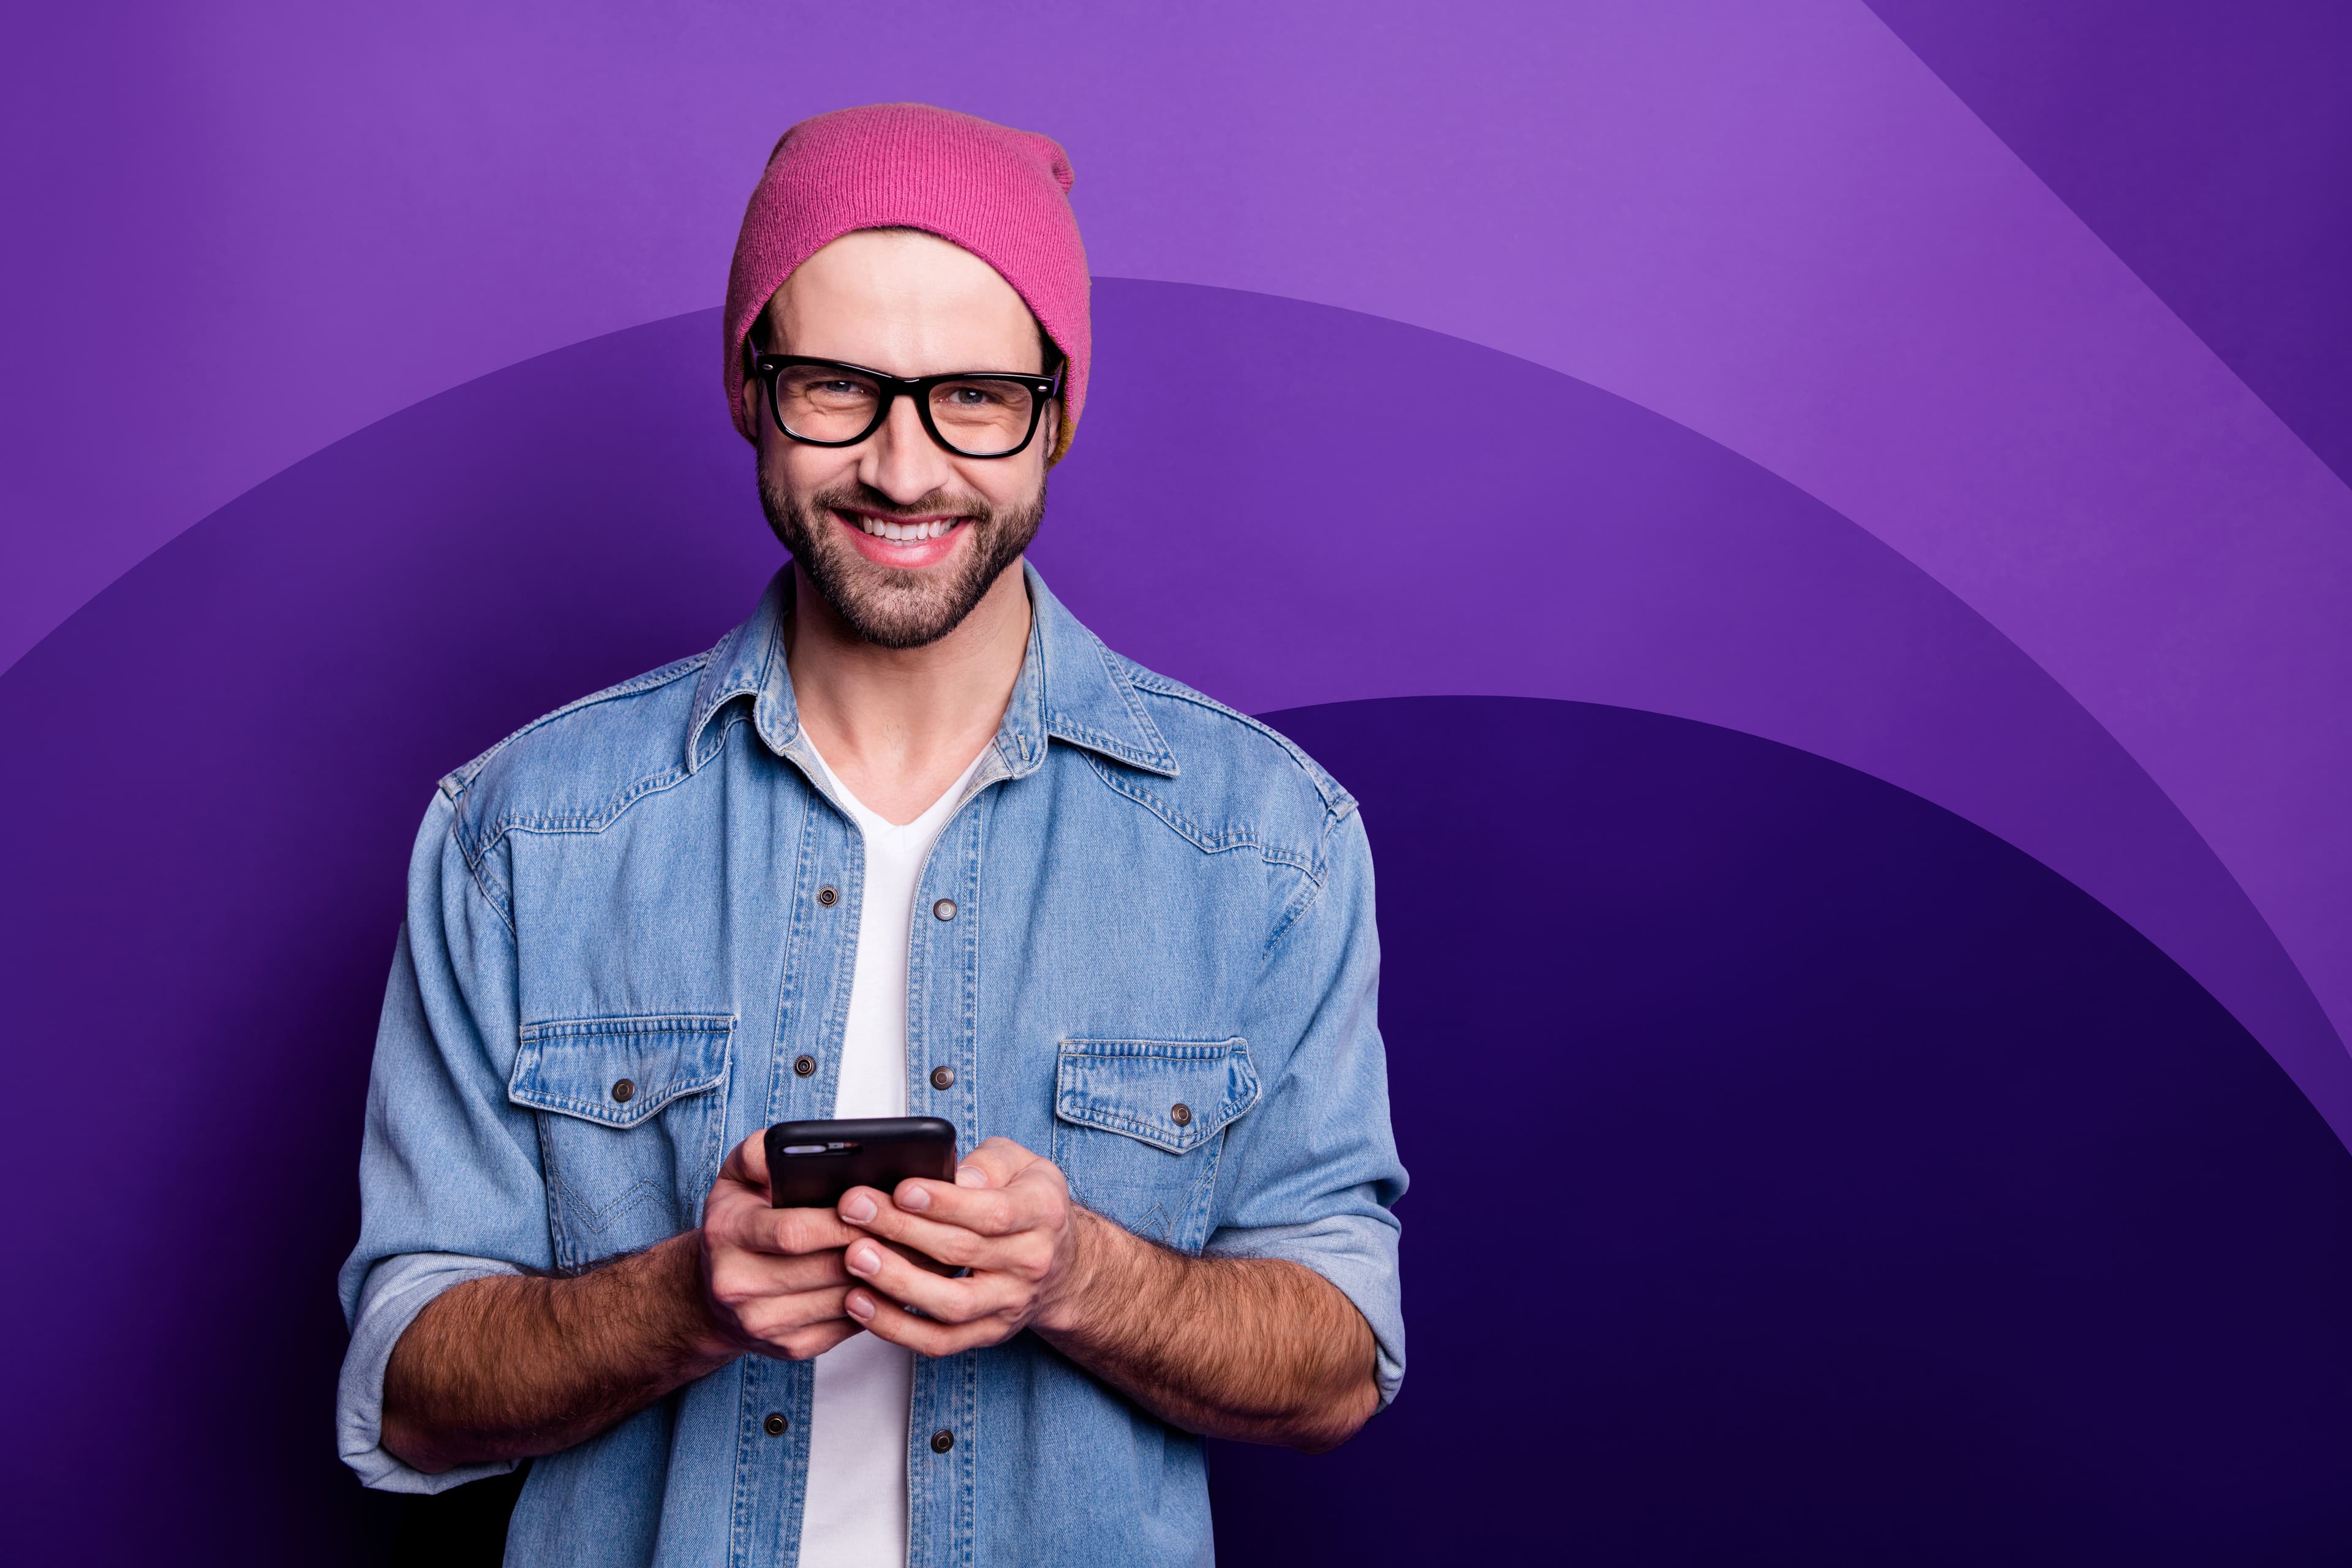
[774,365,1038,456]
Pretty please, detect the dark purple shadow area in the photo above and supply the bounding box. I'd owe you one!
[1209,697,2352,1565]
[398,699,2352,1562]
[1,284,2343,1559]
[1864,0,2352,484]
[1040,282,2348,1147]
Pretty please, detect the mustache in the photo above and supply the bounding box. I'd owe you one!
[810,481,992,522]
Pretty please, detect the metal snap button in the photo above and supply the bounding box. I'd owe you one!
[1170,1102,1192,1127]
[816,884,839,907]
[930,1428,955,1454]
[611,1079,636,1104]
[932,897,957,921]
[763,1412,788,1436]
[793,1055,817,1078]
[929,1065,956,1091]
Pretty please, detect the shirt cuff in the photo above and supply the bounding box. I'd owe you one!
[339,1251,526,1494]
[1204,1214,1406,1408]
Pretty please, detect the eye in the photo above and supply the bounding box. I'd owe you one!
[941,382,1017,410]
[792,375,880,410]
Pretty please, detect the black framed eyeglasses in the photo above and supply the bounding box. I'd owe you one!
[747,352,1063,459]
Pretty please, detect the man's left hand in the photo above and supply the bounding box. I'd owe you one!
[835,1135,1101,1354]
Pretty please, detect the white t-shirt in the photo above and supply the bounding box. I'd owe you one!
[796,737,987,1568]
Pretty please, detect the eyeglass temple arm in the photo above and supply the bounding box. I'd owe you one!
[745,342,1063,397]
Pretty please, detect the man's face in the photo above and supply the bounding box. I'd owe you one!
[746,228,1058,650]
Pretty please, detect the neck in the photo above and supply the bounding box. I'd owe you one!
[783,559,1031,825]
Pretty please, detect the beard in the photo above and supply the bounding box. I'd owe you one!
[758,470,1046,650]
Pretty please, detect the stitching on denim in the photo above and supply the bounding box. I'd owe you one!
[519,1013,737,1039]
[1060,1038,1245,1057]
[736,623,819,1517]
[1123,668,1359,822]
[1078,750,1321,876]
[689,1058,733,1238]
[1261,809,1354,959]
[1033,625,1175,774]
[761,797,832,1130]
[984,610,1047,780]
[807,815,865,1117]
[750,600,782,715]
[688,599,793,771]
[1265,861,1324,952]
[693,695,750,771]
[478,763,687,841]
[1054,1040,1258,1150]
[953,1343,974,1566]
[456,813,517,938]
[510,1074,725,1126]
[726,1358,758,1567]
[949,794,988,1177]
[463,710,753,872]
[1178,1140,1226,1254]
[1087,628,1176,763]
[774,1355,819,1562]
[509,1018,732,1126]
[1056,1104,1222,1150]
[1050,1095,1245,1254]
[531,1114,566,1268]
[1043,706,1173,774]
[901,763,996,1116]
[441,652,712,807]
[753,776,862,1125]
[548,1170,672,1237]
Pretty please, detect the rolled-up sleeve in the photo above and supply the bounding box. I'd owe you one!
[1207,806,1408,1407]
[336,793,554,1491]
[339,1252,522,1492]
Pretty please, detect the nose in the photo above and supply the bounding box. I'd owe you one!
[859,391,955,505]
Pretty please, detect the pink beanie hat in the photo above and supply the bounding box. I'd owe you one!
[723,102,1092,464]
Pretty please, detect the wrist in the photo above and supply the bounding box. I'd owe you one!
[1032,1204,1127,1343]
[662,1230,745,1368]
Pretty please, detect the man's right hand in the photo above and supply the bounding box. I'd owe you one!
[699,1131,870,1360]
[385,1131,867,1473]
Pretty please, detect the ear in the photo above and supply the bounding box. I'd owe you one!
[741,375,763,442]
[1040,399,1064,467]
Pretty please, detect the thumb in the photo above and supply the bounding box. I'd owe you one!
[957,1134,1039,1189]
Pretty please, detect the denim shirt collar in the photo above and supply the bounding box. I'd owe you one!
[684,561,1179,782]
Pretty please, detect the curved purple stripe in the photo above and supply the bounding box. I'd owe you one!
[8,4,2346,1082]
[3,285,2348,1553]
[1049,282,2346,1140]
[1863,0,2352,488]
[2,284,2334,1153]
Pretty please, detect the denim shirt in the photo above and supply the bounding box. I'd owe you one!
[336,564,1406,1567]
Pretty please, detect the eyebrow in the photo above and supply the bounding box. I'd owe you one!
[748,315,1060,376]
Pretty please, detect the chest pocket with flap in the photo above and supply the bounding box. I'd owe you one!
[1052,1038,1259,1253]
[509,1013,734,1269]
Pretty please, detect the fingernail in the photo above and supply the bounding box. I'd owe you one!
[956,1165,988,1188]
[848,1243,879,1275]
[899,1185,931,1211]
[846,1291,873,1321]
[840,1193,876,1224]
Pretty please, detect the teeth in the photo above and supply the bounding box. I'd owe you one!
[857,515,956,542]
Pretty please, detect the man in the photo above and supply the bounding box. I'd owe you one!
[337,102,1405,1567]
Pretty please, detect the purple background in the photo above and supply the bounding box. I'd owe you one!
[4,2,2350,1560]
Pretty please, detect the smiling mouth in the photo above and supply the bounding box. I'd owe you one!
[840,509,965,543]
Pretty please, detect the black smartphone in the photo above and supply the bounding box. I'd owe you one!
[765,1117,958,1209]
